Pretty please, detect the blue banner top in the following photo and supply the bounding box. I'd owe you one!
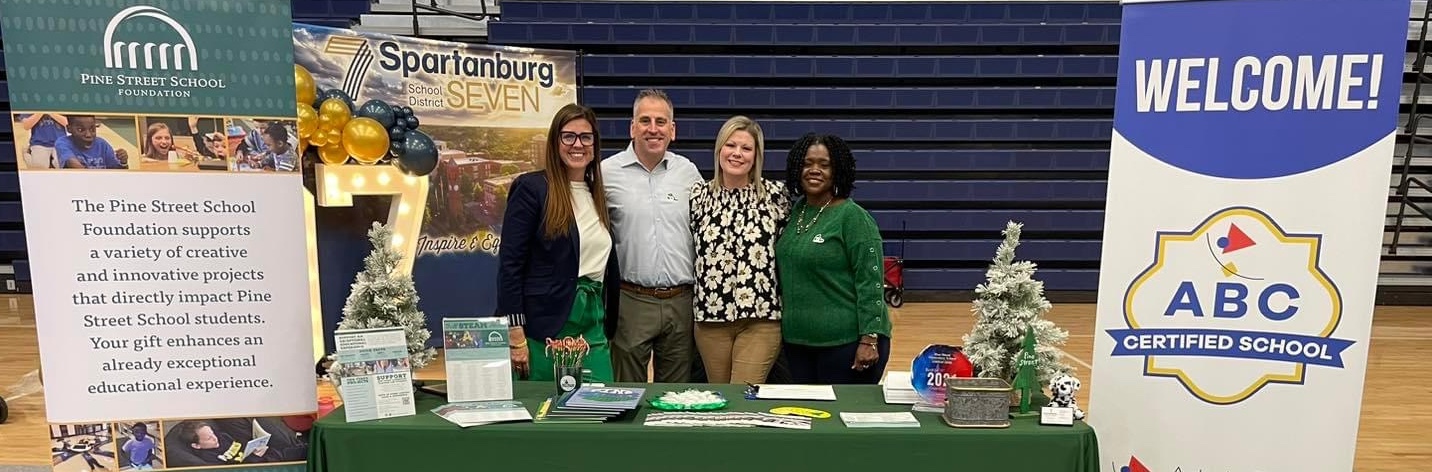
[1114,0,1409,179]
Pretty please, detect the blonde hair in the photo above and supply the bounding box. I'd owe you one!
[710,115,766,197]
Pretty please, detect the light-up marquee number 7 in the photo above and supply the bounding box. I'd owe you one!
[314,163,430,276]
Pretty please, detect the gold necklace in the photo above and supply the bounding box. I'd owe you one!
[793,198,831,234]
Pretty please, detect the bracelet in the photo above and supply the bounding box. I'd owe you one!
[510,340,528,349]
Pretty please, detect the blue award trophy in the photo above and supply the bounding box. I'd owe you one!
[910,344,964,405]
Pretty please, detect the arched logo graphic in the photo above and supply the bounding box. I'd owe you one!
[1108,206,1354,405]
[103,5,198,71]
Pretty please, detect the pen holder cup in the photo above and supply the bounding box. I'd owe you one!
[554,363,584,395]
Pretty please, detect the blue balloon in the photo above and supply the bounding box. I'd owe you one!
[396,130,438,177]
[323,89,356,115]
[389,139,406,158]
[356,99,397,129]
[405,115,420,130]
[389,125,406,141]
[311,88,327,109]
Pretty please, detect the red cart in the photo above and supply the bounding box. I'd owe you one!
[883,221,907,308]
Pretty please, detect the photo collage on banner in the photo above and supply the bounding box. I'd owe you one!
[293,24,578,333]
[1088,0,1409,471]
[0,0,313,471]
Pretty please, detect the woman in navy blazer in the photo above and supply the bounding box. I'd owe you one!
[497,103,621,381]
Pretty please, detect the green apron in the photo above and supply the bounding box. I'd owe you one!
[522,277,614,382]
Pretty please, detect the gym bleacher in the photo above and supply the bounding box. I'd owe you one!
[1,0,1428,303]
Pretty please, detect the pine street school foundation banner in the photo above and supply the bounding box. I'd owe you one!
[0,0,314,470]
[292,24,577,345]
[1087,0,1407,471]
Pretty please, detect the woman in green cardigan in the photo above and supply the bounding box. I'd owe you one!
[774,133,892,384]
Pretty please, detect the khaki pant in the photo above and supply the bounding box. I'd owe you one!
[694,319,782,384]
[26,145,56,169]
[611,290,695,383]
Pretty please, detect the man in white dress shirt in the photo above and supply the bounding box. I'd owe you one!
[601,89,705,383]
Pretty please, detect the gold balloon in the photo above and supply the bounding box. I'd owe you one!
[342,117,390,165]
[310,130,329,147]
[318,98,351,127]
[297,103,318,139]
[318,142,348,165]
[296,65,317,105]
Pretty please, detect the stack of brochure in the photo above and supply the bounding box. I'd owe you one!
[881,371,943,413]
[880,371,921,404]
[431,401,532,428]
[534,385,646,423]
[839,412,921,428]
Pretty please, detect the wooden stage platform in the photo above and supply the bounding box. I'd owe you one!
[0,295,1426,469]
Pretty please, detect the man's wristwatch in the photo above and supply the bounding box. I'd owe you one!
[860,334,878,346]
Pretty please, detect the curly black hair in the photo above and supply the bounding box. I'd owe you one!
[784,133,857,200]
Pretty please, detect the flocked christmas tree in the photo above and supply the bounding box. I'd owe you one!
[961,221,1072,388]
[325,222,436,381]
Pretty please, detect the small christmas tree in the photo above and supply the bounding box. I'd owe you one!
[326,222,436,380]
[961,221,1071,389]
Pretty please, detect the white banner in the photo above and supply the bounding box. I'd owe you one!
[25,172,315,423]
[1087,0,1409,471]
[2,0,314,469]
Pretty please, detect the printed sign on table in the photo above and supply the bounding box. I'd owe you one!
[1087,0,1408,471]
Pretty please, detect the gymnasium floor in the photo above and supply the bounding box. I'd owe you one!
[0,294,1426,469]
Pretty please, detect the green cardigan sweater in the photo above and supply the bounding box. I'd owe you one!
[775,199,892,346]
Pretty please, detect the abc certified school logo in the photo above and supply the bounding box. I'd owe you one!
[1107,206,1355,405]
[103,5,198,71]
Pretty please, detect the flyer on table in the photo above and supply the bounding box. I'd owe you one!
[0,0,313,470]
[1087,0,1407,471]
[333,327,416,423]
[442,317,514,403]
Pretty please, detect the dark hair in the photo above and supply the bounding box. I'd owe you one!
[182,421,210,444]
[632,89,673,117]
[784,133,856,199]
[263,121,289,142]
[540,103,609,240]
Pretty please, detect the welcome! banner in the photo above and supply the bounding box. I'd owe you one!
[1087,0,1408,470]
[0,0,312,470]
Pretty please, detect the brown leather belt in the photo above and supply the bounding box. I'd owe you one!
[620,281,692,299]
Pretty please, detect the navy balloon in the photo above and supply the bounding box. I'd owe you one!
[395,130,438,177]
[323,89,356,115]
[389,125,406,141]
[389,139,406,158]
[356,99,397,129]
[405,115,420,130]
[311,88,328,109]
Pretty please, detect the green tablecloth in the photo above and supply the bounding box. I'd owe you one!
[308,381,1098,472]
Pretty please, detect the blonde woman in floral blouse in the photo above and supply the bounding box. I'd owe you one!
[689,116,792,384]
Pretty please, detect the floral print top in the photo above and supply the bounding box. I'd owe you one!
[689,178,792,322]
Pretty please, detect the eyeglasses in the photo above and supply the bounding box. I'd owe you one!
[560,132,595,146]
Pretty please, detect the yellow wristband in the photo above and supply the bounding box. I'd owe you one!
[510,340,528,349]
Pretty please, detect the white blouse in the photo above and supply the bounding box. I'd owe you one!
[570,181,611,282]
